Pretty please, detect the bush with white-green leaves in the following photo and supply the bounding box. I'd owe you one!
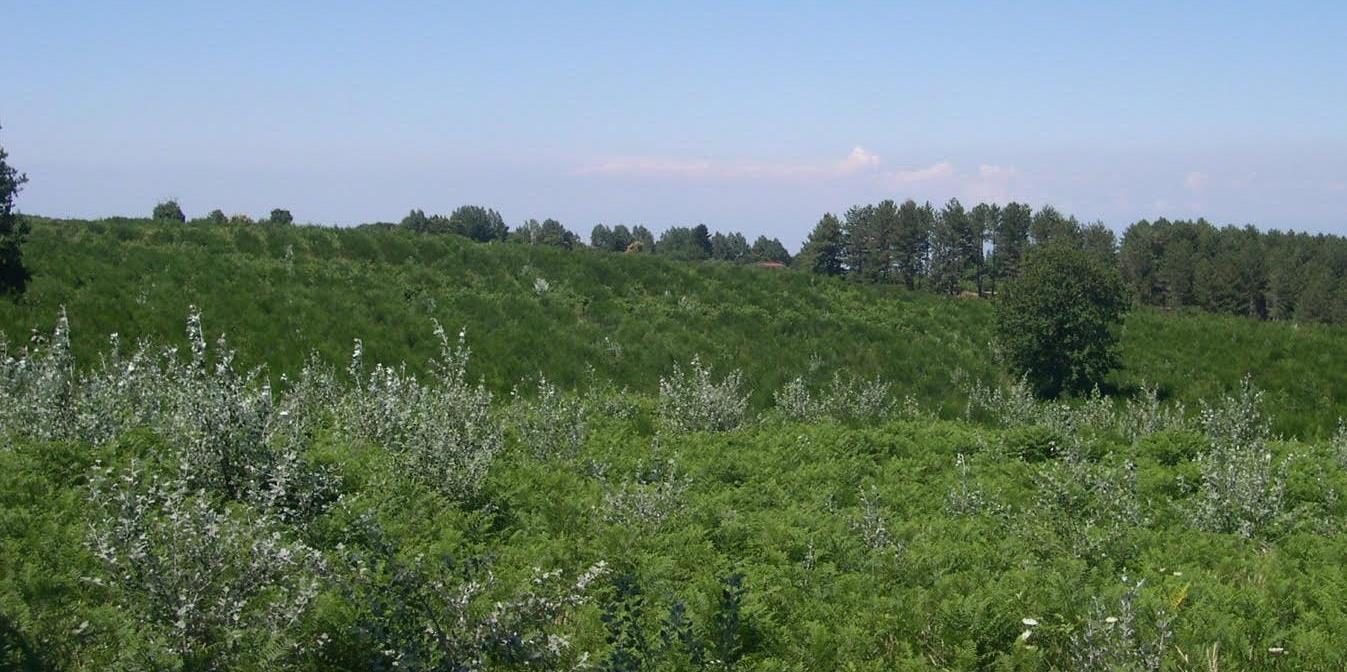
[600,455,693,530]
[1067,578,1174,672]
[1191,376,1287,538]
[657,355,749,433]
[510,375,587,460]
[87,460,324,670]
[1,309,339,520]
[774,372,897,424]
[340,321,500,501]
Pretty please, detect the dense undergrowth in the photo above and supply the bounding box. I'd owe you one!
[3,309,1347,671]
[3,217,1347,436]
[4,218,1347,669]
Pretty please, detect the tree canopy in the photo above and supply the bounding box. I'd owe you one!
[994,244,1129,398]
[152,200,186,222]
[0,129,30,294]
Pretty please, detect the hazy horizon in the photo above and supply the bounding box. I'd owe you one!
[6,1,1346,248]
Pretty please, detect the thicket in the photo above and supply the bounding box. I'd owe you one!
[123,189,1347,332]
[5,216,1347,437]
[3,311,1347,669]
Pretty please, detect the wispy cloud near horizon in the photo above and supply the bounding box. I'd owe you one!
[577,147,1024,208]
[576,145,884,181]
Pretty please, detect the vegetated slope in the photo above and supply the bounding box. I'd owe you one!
[3,216,1346,435]
[3,310,1345,670]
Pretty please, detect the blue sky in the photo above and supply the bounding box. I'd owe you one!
[5,1,1346,248]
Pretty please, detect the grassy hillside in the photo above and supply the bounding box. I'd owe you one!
[3,297,1346,670]
[5,217,1347,669]
[3,216,1345,435]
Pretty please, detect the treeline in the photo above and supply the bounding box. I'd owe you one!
[796,199,1347,327]
[395,205,792,265]
[796,198,1117,296]
[155,196,1347,326]
[588,222,790,264]
[1121,219,1347,324]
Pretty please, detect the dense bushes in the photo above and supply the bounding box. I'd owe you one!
[5,312,1347,669]
[6,216,1347,436]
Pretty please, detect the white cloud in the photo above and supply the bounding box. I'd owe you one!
[887,160,955,184]
[836,145,880,173]
[964,164,1019,202]
[978,164,1018,180]
[578,150,1017,204]
[1184,171,1210,191]
[578,146,885,181]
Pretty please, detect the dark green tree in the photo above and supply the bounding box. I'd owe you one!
[841,203,877,282]
[268,208,294,226]
[449,205,508,242]
[205,209,227,226]
[893,200,932,289]
[1079,221,1117,265]
[655,226,711,261]
[610,225,635,253]
[401,209,429,233]
[797,213,845,276]
[927,199,968,295]
[991,201,1031,286]
[631,225,655,252]
[969,203,998,296]
[591,224,614,250]
[0,130,30,294]
[539,218,578,249]
[1029,205,1080,247]
[513,218,578,248]
[711,231,750,262]
[692,224,713,257]
[152,199,186,222]
[994,244,1129,398]
[750,235,790,265]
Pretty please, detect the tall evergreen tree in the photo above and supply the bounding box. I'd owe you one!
[750,236,791,264]
[1030,205,1080,247]
[797,213,845,276]
[893,200,932,289]
[992,202,1031,285]
[692,224,713,258]
[449,205,508,242]
[711,231,750,262]
[1079,222,1117,265]
[841,204,876,282]
[969,203,999,296]
[927,201,966,295]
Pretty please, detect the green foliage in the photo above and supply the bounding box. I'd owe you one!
[512,217,579,249]
[797,213,845,276]
[4,313,1347,668]
[995,244,1130,398]
[0,131,30,295]
[269,208,294,226]
[151,199,185,222]
[448,204,508,242]
[749,235,790,265]
[8,215,1347,669]
[5,216,1347,436]
[656,225,712,261]
[205,209,227,226]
